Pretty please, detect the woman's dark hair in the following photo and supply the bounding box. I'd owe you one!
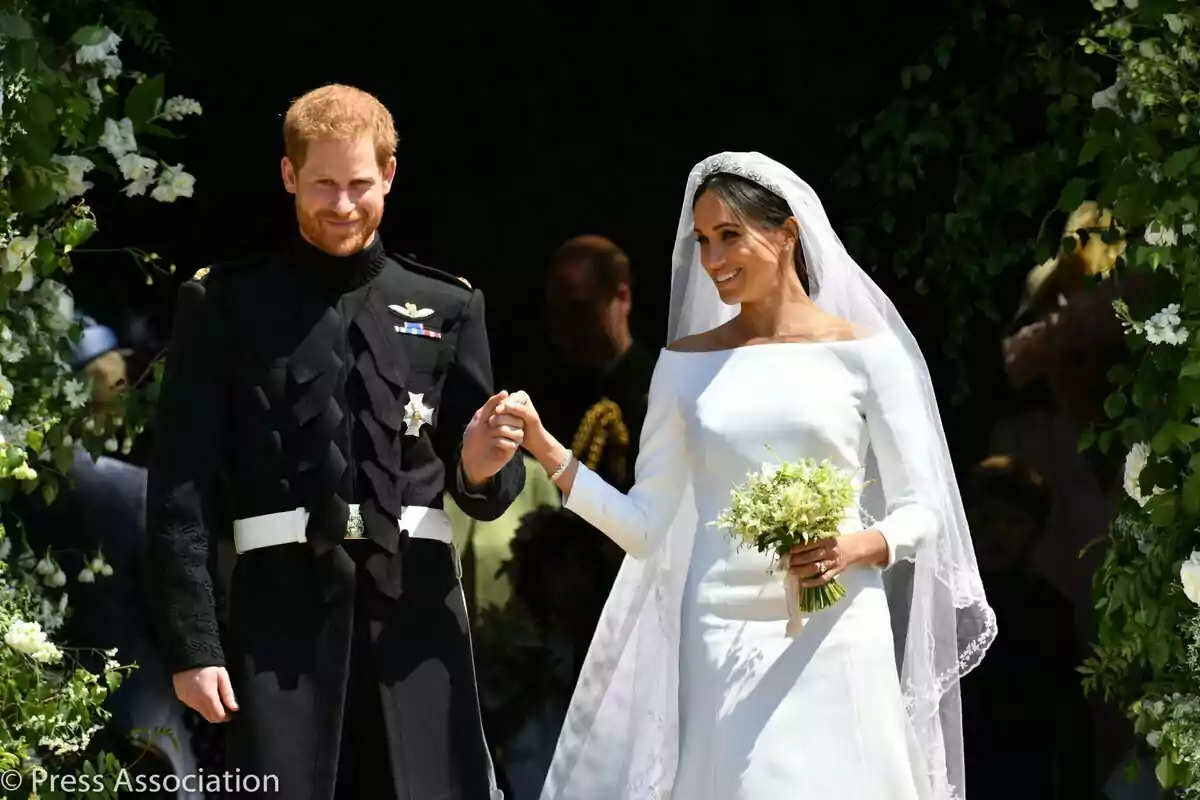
[694,172,810,294]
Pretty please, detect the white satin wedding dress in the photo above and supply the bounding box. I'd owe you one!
[560,333,937,799]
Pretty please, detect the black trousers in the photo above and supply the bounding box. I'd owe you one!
[334,548,397,800]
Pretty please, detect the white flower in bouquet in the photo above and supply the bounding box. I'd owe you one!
[3,232,38,293]
[1143,303,1189,346]
[85,77,103,109]
[1124,442,1169,506]
[88,553,112,578]
[61,378,89,410]
[151,164,195,203]
[1092,81,1122,110]
[4,619,61,663]
[99,117,137,160]
[101,54,122,80]
[158,96,202,121]
[74,29,120,65]
[34,279,74,334]
[2,232,38,273]
[712,450,858,614]
[118,153,158,198]
[0,324,29,364]
[1182,551,1200,606]
[36,596,66,632]
[1145,221,1179,247]
[49,155,94,203]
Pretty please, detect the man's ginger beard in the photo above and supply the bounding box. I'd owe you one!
[295,198,382,257]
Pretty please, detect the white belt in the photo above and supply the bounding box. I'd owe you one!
[233,504,452,555]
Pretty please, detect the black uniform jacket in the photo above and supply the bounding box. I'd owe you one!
[146,233,524,800]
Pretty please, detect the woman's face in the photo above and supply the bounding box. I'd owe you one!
[692,190,796,306]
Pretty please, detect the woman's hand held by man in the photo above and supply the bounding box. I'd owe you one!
[492,391,578,491]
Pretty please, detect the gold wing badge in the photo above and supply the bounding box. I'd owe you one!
[389,302,435,319]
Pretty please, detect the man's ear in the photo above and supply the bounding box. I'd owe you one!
[614,283,632,313]
[281,157,298,194]
[382,156,397,194]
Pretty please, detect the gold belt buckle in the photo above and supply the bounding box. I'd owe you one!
[345,504,366,540]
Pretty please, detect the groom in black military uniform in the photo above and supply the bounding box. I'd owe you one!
[147,84,525,800]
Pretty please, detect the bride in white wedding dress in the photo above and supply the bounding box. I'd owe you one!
[501,152,996,799]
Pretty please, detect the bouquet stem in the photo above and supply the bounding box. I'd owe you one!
[798,579,847,613]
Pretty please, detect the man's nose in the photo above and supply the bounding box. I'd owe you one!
[332,191,355,215]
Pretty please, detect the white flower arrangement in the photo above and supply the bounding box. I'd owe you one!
[1123,441,1172,508]
[0,2,192,781]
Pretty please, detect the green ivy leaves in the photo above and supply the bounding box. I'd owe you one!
[831,0,1102,401]
[124,74,164,131]
[70,24,111,46]
[0,12,33,40]
[1059,177,1092,214]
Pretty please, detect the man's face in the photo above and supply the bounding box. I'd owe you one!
[281,134,395,256]
[84,350,127,404]
[968,497,1040,573]
[545,260,628,368]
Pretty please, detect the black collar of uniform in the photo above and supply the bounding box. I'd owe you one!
[289,232,388,294]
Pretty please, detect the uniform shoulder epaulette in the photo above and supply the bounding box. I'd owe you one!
[393,252,474,292]
[190,253,270,285]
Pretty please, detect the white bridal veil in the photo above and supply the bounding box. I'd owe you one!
[539,152,996,800]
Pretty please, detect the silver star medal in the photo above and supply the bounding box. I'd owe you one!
[389,302,434,319]
[403,392,434,437]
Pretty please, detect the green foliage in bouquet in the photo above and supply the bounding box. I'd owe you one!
[712,450,858,613]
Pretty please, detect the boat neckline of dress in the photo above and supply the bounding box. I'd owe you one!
[661,332,885,356]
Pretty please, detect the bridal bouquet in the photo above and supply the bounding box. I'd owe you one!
[712,452,857,620]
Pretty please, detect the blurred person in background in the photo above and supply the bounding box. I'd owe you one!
[960,455,1095,800]
[991,201,1151,789]
[4,312,204,798]
[524,234,656,494]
